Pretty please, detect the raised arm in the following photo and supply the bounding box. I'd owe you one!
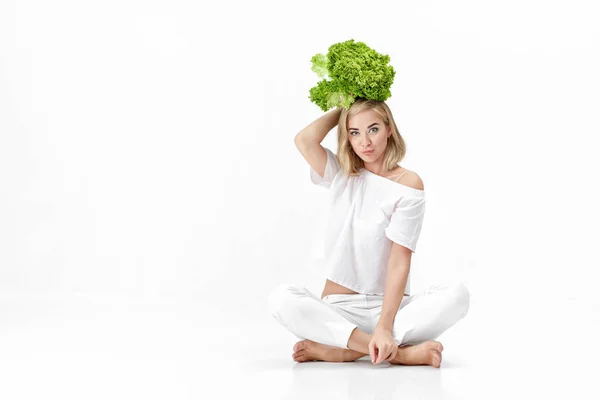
[294,106,343,146]
[294,107,343,178]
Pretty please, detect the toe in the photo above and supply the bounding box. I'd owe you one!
[295,350,307,361]
[432,351,441,366]
[294,340,310,353]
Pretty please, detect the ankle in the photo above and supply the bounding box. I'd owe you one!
[340,348,367,362]
[394,345,410,363]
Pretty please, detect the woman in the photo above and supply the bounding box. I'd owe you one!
[268,98,470,367]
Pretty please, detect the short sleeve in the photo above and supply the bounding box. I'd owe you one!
[309,147,341,188]
[384,195,426,252]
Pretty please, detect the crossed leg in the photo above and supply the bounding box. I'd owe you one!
[292,327,444,367]
[269,283,469,367]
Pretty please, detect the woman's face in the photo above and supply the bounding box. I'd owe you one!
[347,109,391,164]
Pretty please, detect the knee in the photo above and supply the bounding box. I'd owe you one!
[267,283,298,317]
[451,282,470,318]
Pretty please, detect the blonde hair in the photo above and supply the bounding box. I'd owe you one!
[336,98,407,177]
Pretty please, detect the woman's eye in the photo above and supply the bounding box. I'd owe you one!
[350,127,377,136]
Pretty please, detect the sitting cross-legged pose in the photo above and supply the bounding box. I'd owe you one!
[268,98,470,368]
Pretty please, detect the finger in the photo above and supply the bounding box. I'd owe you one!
[382,345,393,364]
[373,347,379,364]
[382,345,394,363]
[368,341,375,363]
[385,347,396,362]
[375,347,384,364]
[386,345,394,359]
[379,349,390,364]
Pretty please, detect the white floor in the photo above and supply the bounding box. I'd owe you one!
[1,290,598,400]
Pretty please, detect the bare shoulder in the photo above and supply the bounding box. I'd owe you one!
[397,169,424,190]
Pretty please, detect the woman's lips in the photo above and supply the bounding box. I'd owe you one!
[363,150,374,155]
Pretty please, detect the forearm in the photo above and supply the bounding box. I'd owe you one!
[294,107,343,145]
[376,263,410,332]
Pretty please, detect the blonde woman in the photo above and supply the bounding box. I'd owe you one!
[268,98,470,367]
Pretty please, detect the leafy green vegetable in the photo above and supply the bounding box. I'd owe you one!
[308,39,396,112]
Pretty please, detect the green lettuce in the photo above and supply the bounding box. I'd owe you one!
[308,39,396,111]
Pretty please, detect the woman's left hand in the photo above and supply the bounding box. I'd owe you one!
[369,328,398,364]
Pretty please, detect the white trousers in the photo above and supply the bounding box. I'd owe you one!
[268,282,470,350]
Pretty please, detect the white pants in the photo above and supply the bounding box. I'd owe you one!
[268,282,470,350]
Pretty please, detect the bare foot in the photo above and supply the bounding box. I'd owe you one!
[390,340,444,368]
[292,339,365,363]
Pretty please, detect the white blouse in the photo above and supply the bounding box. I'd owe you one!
[307,147,426,296]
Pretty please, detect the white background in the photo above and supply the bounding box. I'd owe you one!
[1,0,599,399]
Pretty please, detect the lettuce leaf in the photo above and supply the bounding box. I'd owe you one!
[308,39,396,112]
